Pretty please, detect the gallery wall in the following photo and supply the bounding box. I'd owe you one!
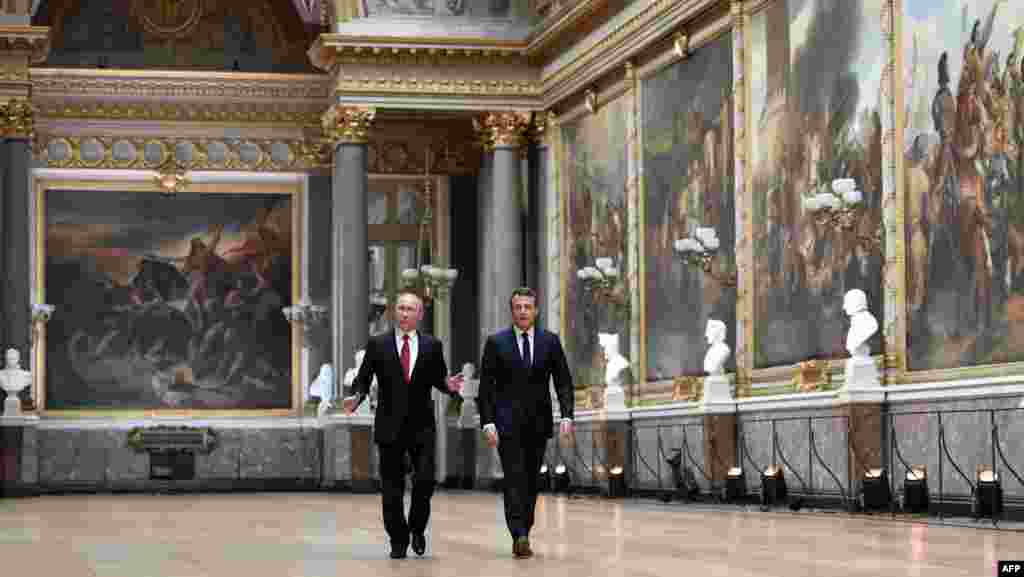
[556,0,1024,403]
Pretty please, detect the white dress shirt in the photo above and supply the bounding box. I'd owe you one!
[395,329,418,377]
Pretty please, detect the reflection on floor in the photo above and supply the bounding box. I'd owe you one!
[0,492,1020,576]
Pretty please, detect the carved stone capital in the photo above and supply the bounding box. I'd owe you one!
[321,104,376,145]
[475,111,532,150]
[0,98,34,139]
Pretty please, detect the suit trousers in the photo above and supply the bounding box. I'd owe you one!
[378,426,436,546]
[497,434,548,538]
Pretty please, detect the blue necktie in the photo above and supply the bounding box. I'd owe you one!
[521,333,531,367]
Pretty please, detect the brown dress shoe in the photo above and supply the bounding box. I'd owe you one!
[513,536,533,558]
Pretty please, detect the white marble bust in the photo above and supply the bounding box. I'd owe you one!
[0,348,32,416]
[843,289,878,358]
[599,333,630,390]
[459,362,478,398]
[703,319,731,376]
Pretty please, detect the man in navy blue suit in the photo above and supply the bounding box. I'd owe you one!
[342,290,462,559]
[479,287,575,558]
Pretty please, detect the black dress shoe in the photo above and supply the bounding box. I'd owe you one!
[411,533,426,556]
[513,536,533,558]
[390,543,408,559]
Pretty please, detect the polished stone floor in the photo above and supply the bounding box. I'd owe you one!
[0,492,1020,576]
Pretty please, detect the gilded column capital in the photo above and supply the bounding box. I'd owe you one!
[475,111,532,150]
[321,104,376,145]
[0,98,34,139]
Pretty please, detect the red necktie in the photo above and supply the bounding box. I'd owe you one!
[401,334,411,383]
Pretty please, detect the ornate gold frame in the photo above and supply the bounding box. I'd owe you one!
[32,175,304,417]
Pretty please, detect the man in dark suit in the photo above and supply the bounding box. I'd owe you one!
[342,290,462,559]
[479,287,575,558]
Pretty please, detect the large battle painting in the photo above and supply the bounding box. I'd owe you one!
[749,0,885,368]
[904,0,1024,370]
[643,34,736,382]
[563,95,631,393]
[44,191,294,410]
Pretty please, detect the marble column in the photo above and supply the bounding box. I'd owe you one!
[476,111,531,340]
[322,104,375,389]
[532,112,552,328]
[2,101,34,384]
[475,134,493,356]
[305,174,333,389]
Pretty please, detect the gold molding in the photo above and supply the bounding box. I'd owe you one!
[321,104,375,145]
[900,361,1024,385]
[32,177,305,417]
[34,102,324,126]
[0,97,33,138]
[33,134,332,171]
[734,0,753,397]
[30,68,331,101]
[334,75,541,98]
[888,0,908,380]
[309,33,527,71]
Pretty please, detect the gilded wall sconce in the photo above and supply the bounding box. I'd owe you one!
[673,226,737,287]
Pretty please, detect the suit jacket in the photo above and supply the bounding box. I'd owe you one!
[351,329,454,445]
[478,326,574,440]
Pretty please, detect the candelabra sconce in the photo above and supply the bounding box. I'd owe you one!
[803,178,881,254]
[576,257,626,308]
[402,265,459,305]
[282,301,329,344]
[673,227,737,287]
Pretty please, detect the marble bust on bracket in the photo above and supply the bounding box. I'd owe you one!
[702,319,734,403]
[599,332,629,411]
[0,348,32,417]
[842,289,881,391]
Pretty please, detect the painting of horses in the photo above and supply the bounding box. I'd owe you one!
[43,190,294,410]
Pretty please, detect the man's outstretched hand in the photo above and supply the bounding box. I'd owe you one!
[341,395,358,415]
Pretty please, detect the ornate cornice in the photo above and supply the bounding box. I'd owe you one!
[30,68,330,102]
[474,110,532,149]
[0,98,34,139]
[334,76,540,99]
[0,25,50,63]
[321,104,375,144]
[531,110,556,147]
[308,33,527,71]
[526,0,610,60]
[541,0,717,106]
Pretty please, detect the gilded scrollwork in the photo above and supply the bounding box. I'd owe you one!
[0,98,35,139]
[35,102,323,126]
[321,104,376,145]
[475,111,532,149]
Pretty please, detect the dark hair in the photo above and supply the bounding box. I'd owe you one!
[509,287,538,309]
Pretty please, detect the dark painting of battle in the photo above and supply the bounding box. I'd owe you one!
[904,0,1024,370]
[748,0,885,368]
[44,191,293,410]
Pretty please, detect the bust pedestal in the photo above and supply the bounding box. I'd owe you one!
[844,356,880,388]
[3,396,22,417]
[458,377,479,429]
[702,374,734,403]
[604,384,626,412]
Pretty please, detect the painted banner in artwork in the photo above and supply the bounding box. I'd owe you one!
[44,191,293,410]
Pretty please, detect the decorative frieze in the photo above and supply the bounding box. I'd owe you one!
[321,104,376,145]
